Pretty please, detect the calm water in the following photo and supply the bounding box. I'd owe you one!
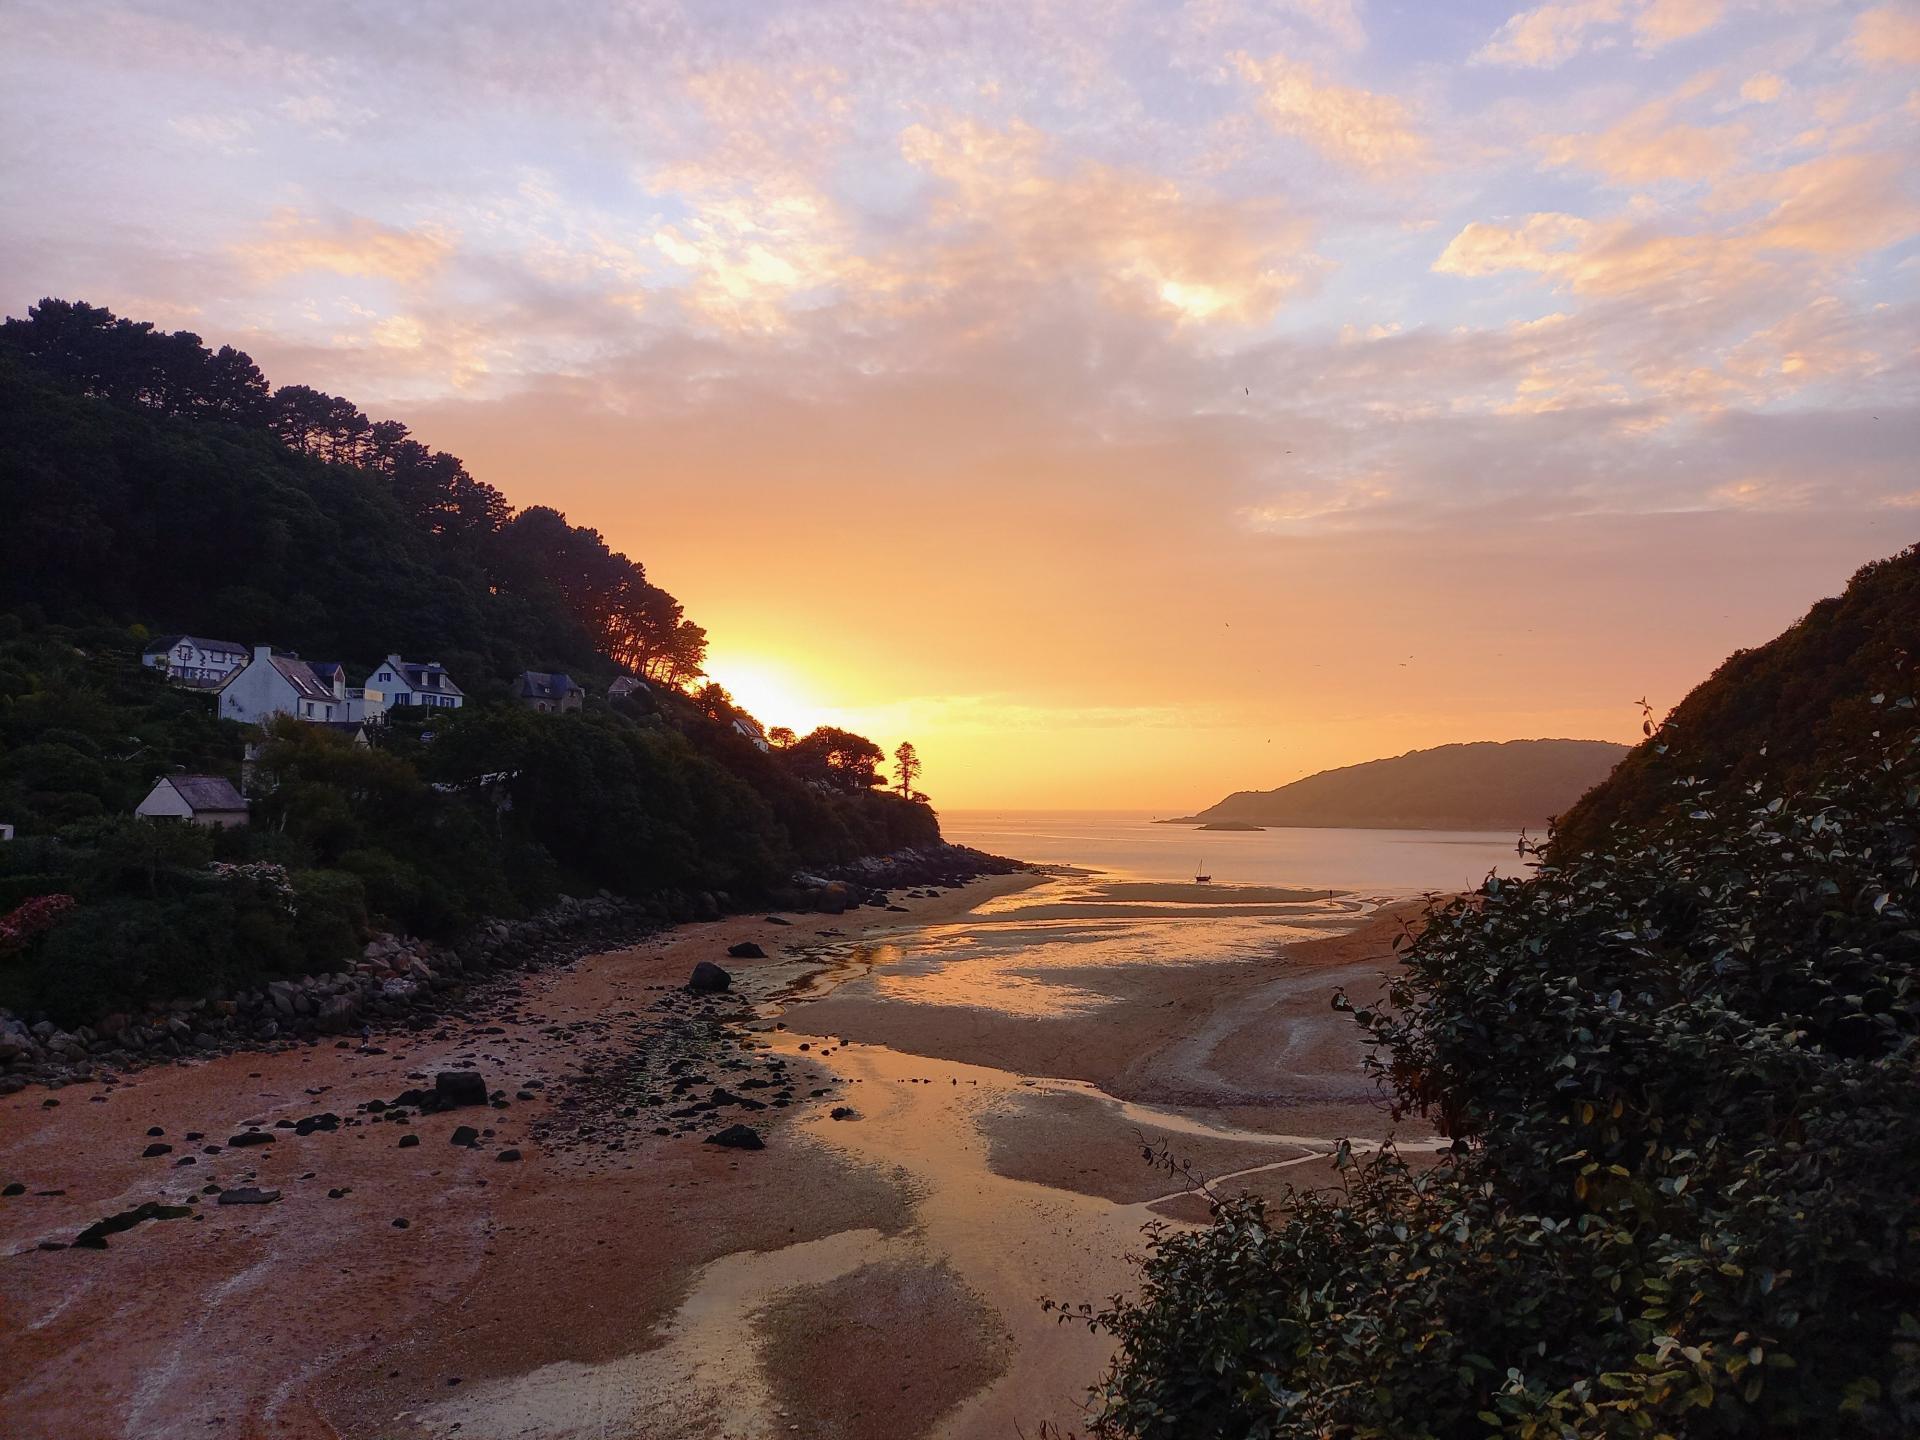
[942,809,1531,896]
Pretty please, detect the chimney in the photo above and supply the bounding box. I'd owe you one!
[254,645,272,663]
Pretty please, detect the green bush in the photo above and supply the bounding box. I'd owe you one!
[1069,707,1920,1437]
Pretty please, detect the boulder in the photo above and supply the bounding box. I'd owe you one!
[434,1071,489,1108]
[725,942,766,959]
[450,1125,480,1148]
[704,1124,764,1150]
[688,961,732,994]
[216,1187,281,1205]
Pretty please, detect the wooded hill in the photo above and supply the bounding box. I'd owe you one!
[1551,543,1920,856]
[1169,738,1630,833]
[0,299,944,1023]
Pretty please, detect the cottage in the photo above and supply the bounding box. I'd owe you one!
[370,654,465,711]
[218,647,347,725]
[515,670,584,714]
[135,775,249,828]
[609,675,650,700]
[731,716,773,753]
[308,663,386,723]
[142,634,248,687]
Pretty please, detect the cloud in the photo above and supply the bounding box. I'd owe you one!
[1738,72,1785,104]
[1853,6,1920,67]
[235,209,455,284]
[898,118,1313,325]
[1474,1,1628,68]
[1232,52,1427,173]
[1474,0,1726,68]
[1541,98,1742,185]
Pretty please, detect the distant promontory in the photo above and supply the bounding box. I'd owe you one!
[1164,739,1630,833]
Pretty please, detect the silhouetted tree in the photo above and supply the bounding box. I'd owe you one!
[785,727,884,793]
[893,740,923,800]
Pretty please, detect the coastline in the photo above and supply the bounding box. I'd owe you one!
[0,868,1430,1439]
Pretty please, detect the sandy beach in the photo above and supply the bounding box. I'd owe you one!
[1,870,1437,1439]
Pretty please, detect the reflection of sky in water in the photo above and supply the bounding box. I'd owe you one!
[833,876,1358,1019]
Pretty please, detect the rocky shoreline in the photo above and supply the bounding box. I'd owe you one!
[0,842,1021,1094]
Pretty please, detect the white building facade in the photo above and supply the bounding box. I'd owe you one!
[371,654,465,710]
[142,635,248,686]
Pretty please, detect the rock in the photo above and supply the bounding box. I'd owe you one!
[830,1106,858,1120]
[726,942,766,959]
[434,1071,488,1108]
[72,1200,194,1247]
[398,1133,420,1148]
[450,1125,480,1148]
[393,1217,410,1229]
[146,1125,165,1137]
[704,1124,764,1150]
[764,916,792,926]
[217,1187,281,1205]
[496,1149,521,1162]
[2,1182,25,1197]
[688,961,732,994]
[227,1130,274,1147]
[142,1143,172,1158]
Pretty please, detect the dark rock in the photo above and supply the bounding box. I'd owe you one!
[393,1217,410,1228]
[398,1134,420,1148]
[228,1131,274,1147]
[142,1143,172,1158]
[217,1187,281,1206]
[726,942,766,959]
[830,1106,858,1120]
[146,1126,165,1137]
[496,1149,521,1162]
[2,1182,26,1197]
[704,1124,764,1150]
[450,1125,480,1148]
[688,961,732,994]
[434,1071,488,1108]
[72,1200,193,1247]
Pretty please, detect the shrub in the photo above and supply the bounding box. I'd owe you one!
[1068,710,1920,1437]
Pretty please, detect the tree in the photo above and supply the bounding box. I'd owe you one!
[893,740,923,801]
[767,726,796,750]
[784,727,885,793]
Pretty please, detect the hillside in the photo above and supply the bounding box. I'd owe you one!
[1170,738,1630,833]
[0,299,961,1024]
[1551,543,1920,855]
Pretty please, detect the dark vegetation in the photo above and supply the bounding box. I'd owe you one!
[1553,544,1920,856]
[1067,547,1919,1437]
[1170,737,1629,832]
[0,299,939,1023]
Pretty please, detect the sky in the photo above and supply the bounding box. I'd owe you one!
[2,0,1916,810]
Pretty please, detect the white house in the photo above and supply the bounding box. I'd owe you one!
[309,663,386,723]
[370,654,465,711]
[135,775,249,828]
[142,634,248,687]
[218,647,352,725]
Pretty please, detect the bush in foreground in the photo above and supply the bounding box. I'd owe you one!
[1063,701,1919,1437]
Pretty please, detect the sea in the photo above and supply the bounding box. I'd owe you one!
[940,809,1533,896]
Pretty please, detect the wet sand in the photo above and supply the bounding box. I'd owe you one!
[0,871,1437,1439]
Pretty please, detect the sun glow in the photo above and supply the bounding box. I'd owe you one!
[699,650,833,735]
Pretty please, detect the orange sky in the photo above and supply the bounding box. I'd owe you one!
[3,1,1915,807]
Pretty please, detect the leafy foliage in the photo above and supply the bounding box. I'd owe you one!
[1068,695,1920,1437]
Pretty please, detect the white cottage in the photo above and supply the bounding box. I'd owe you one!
[142,634,249,687]
[218,647,351,725]
[370,654,465,711]
[135,774,249,828]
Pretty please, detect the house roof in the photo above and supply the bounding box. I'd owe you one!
[166,775,248,813]
[145,633,247,657]
[609,675,649,695]
[518,670,583,701]
[388,657,465,696]
[269,655,337,703]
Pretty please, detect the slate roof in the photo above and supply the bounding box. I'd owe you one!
[390,658,465,696]
[269,655,337,703]
[517,670,584,702]
[167,775,248,814]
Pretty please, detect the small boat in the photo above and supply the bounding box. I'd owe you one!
[1194,865,1212,884]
